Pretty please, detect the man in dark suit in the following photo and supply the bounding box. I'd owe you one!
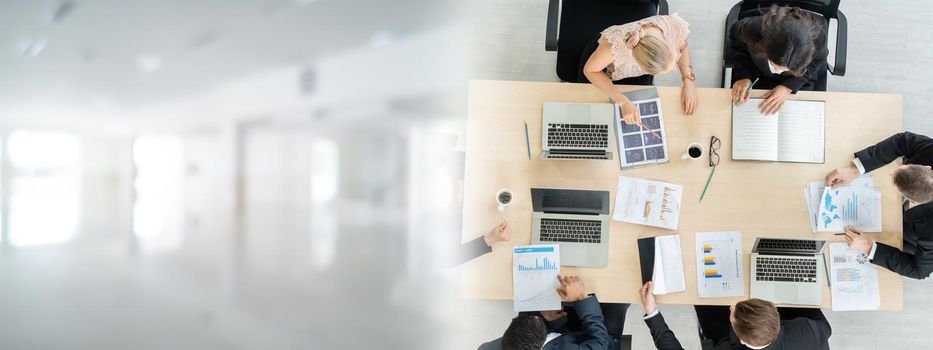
[639,282,831,350]
[825,132,933,279]
[479,275,628,350]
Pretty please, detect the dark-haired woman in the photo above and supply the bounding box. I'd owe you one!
[729,5,828,115]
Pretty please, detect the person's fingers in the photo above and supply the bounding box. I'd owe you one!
[758,98,771,113]
[732,86,741,102]
[690,99,697,115]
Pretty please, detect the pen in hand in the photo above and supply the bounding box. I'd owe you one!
[733,77,760,105]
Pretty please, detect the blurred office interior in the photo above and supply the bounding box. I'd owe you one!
[0,1,468,348]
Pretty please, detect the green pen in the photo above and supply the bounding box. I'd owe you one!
[822,252,831,289]
[734,77,760,105]
[699,166,716,202]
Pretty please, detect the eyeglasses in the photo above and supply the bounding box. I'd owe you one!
[709,135,721,167]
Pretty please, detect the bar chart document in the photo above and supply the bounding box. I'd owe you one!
[804,175,877,233]
[732,99,825,163]
[829,243,880,311]
[513,245,561,312]
[695,231,745,298]
[816,186,883,233]
[613,176,683,230]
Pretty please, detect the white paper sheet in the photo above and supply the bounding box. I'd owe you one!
[776,100,825,163]
[653,234,686,295]
[613,176,683,230]
[513,245,561,312]
[732,99,779,161]
[829,243,880,311]
[695,231,745,298]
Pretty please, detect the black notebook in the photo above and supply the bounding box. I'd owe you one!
[637,237,656,284]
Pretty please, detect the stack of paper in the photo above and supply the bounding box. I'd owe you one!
[804,175,882,233]
[695,231,745,298]
[829,243,880,311]
[512,245,561,312]
[614,176,683,230]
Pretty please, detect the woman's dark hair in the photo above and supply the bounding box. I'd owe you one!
[501,315,547,350]
[735,5,825,76]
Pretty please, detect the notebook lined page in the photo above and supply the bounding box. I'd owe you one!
[732,99,779,161]
[777,100,825,163]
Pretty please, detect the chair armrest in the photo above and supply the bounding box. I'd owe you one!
[657,0,669,15]
[545,0,560,51]
[828,11,847,76]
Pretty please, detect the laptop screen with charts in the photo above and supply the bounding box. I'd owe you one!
[530,188,611,267]
[540,102,615,160]
[750,237,827,306]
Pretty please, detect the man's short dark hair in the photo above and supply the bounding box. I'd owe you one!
[501,315,547,350]
[893,164,933,204]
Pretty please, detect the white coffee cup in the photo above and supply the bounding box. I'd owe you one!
[681,142,704,160]
[496,189,513,212]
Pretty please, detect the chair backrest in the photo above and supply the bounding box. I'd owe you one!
[738,0,840,19]
[552,0,666,82]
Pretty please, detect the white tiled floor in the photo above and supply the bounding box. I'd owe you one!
[461,0,933,349]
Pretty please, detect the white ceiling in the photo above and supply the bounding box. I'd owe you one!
[0,0,456,123]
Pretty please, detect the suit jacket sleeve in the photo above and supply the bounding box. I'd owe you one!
[570,296,611,349]
[872,241,933,279]
[780,29,828,93]
[454,236,492,266]
[644,312,685,350]
[854,132,933,173]
[728,24,756,84]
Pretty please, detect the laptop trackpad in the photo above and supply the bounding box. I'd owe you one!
[775,284,798,303]
[567,105,591,123]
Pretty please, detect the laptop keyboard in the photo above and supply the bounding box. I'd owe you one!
[545,153,611,160]
[755,256,818,283]
[539,218,601,243]
[546,124,608,148]
[757,238,818,252]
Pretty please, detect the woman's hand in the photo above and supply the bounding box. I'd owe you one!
[617,98,639,125]
[681,80,698,115]
[759,85,792,115]
[731,79,752,105]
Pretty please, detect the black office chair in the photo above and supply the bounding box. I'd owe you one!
[546,0,670,86]
[721,0,847,91]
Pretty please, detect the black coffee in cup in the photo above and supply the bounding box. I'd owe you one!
[498,191,512,205]
[688,145,702,158]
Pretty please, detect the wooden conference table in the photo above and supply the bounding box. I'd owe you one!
[459,79,904,310]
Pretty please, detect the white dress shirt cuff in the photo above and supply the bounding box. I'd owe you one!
[643,308,660,320]
[852,158,866,175]
[868,241,878,260]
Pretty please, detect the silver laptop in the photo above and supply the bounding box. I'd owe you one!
[750,237,827,305]
[541,102,614,160]
[530,188,610,267]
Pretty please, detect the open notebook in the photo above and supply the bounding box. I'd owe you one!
[732,99,826,163]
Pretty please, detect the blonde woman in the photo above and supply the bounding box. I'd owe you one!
[582,14,697,125]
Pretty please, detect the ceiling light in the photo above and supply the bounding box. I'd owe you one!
[16,38,47,57]
[137,54,163,74]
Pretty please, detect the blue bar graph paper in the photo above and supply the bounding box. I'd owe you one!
[843,193,858,220]
[517,257,558,272]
